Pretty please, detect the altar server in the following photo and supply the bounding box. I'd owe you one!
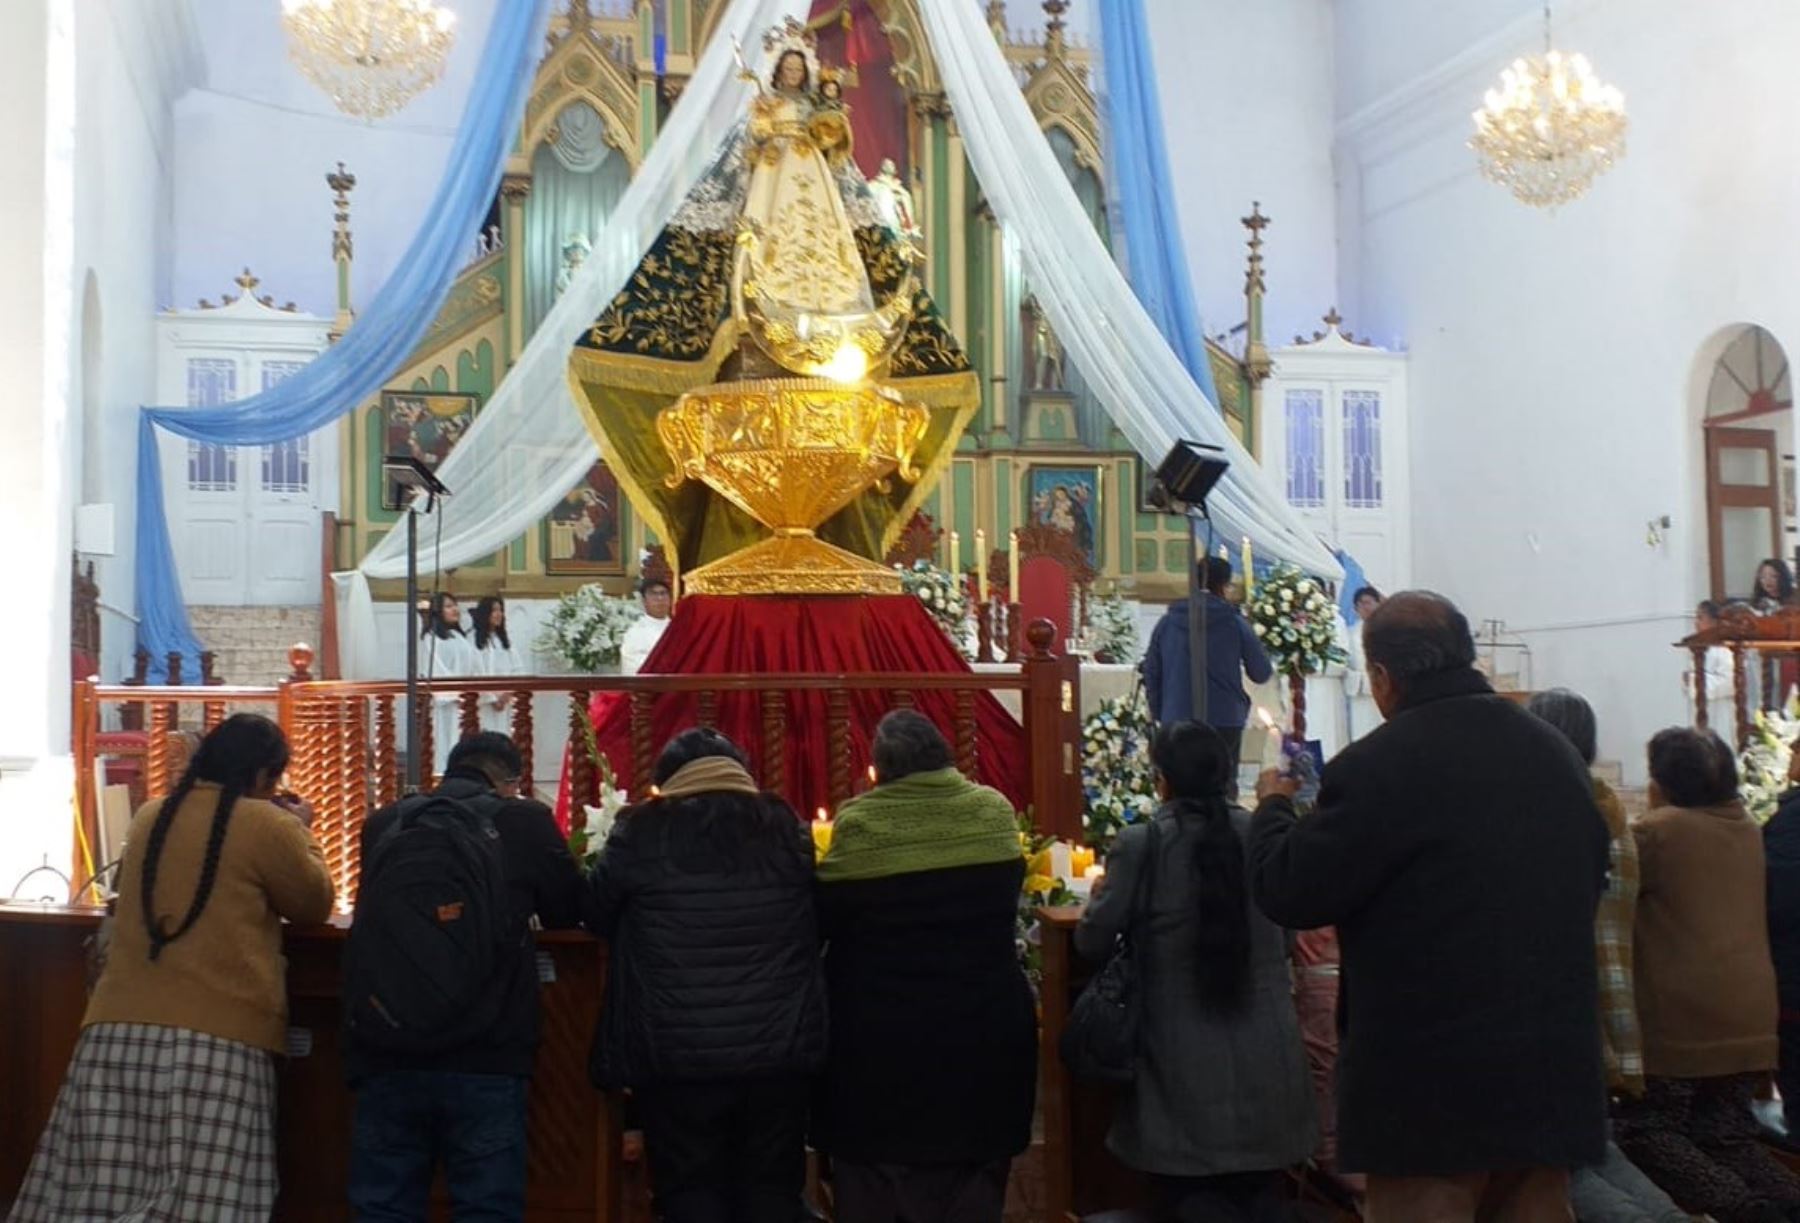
[619,577,672,676]
[10,715,334,1221]
[421,591,475,775]
[470,594,528,735]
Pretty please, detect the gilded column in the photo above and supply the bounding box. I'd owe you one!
[501,174,531,367]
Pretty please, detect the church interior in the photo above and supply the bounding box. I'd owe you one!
[4,0,1800,1218]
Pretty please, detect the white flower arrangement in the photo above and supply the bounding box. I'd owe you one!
[537,583,644,672]
[1247,563,1347,678]
[1088,590,1140,664]
[1081,687,1157,852]
[569,753,630,869]
[895,559,972,658]
[1740,702,1800,823]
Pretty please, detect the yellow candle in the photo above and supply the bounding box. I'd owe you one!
[1009,529,1021,596]
[1241,535,1254,599]
[975,529,988,602]
[811,808,834,861]
[950,530,960,572]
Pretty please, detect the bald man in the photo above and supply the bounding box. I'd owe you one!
[1249,592,1609,1222]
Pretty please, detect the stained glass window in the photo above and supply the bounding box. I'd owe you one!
[1284,389,1325,507]
[1343,390,1383,508]
[185,358,237,492]
[259,361,310,493]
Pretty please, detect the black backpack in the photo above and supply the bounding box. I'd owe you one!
[343,791,516,1053]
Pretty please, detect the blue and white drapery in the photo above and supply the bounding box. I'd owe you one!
[1095,0,1219,406]
[134,0,552,681]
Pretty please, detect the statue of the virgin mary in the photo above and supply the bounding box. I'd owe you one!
[568,19,979,579]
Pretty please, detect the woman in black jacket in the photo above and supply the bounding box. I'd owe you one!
[586,728,825,1223]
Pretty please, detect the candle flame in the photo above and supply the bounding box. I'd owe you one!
[815,806,829,822]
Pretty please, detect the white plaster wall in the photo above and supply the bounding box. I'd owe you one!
[171,0,499,317]
[1148,0,1339,347]
[1334,0,1800,778]
[70,0,195,686]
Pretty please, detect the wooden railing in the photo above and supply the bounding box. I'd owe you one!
[74,624,1083,903]
[1679,605,1800,749]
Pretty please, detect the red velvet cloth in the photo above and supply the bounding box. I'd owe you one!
[555,595,1027,829]
[809,0,909,179]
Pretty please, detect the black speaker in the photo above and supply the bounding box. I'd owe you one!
[1151,440,1229,509]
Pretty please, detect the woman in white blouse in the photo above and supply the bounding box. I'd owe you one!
[1342,585,1384,741]
[470,595,529,735]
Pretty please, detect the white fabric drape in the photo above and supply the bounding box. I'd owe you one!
[339,0,811,676]
[915,0,1341,579]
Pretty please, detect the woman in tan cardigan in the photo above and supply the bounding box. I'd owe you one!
[9,714,335,1221]
[1616,727,1800,1223]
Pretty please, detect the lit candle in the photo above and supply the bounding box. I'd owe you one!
[950,530,960,573]
[866,764,877,785]
[1070,844,1095,877]
[1009,529,1021,596]
[943,528,953,570]
[975,528,988,602]
[1083,863,1105,881]
[1241,535,1255,599]
[811,807,834,860]
[1256,706,1284,770]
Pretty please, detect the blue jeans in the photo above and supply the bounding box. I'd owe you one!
[349,1071,530,1221]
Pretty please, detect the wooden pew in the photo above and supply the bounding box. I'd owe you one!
[0,904,621,1222]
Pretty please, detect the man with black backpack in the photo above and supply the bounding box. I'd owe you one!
[344,731,584,1220]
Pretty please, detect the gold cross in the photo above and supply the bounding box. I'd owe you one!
[234,267,260,294]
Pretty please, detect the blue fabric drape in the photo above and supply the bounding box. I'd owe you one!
[1097,0,1218,405]
[1336,548,1371,623]
[135,1,551,681]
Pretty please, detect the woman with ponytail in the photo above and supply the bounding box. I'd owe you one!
[11,713,335,1221]
[1076,721,1315,1221]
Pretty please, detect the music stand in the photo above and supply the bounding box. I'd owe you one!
[382,456,451,792]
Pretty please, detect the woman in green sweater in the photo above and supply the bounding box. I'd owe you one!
[812,709,1037,1223]
[10,714,335,1221]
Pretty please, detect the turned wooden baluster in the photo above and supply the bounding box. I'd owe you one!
[1733,645,1750,752]
[340,697,370,905]
[201,697,226,733]
[1690,644,1709,730]
[955,688,977,778]
[1005,603,1023,663]
[827,689,852,812]
[569,692,595,807]
[511,691,534,792]
[696,689,719,730]
[417,698,436,791]
[458,690,482,741]
[374,695,398,808]
[891,690,915,711]
[147,701,174,797]
[629,692,655,800]
[1288,673,1308,740]
[761,691,787,797]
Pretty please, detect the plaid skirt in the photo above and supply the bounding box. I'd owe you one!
[8,1022,278,1222]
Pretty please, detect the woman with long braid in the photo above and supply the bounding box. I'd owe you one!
[10,714,334,1221]
[1076,721,1315,1222]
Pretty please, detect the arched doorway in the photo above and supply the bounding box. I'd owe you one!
[1702,325,1793,601]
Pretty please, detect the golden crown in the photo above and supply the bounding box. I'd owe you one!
[762,17,821,78]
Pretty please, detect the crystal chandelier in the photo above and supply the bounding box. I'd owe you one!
[1469,3,1627,209]
[280,0,457,122]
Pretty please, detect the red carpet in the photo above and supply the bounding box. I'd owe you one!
[556,594,1028,828]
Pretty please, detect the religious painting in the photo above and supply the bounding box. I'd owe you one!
[544,460,625,575]
[1026,465,1102,566]
[380,391,478,510]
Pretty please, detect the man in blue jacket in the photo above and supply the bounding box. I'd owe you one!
[1141,556,1273,778]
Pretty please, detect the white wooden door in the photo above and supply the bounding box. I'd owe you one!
[1261,343,1409,593]
[161,353,333,606]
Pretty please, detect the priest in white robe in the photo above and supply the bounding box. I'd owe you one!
[619,577,673,676]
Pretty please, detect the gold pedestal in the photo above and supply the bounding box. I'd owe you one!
[658,377,929,597]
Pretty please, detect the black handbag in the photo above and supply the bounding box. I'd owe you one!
[1059,819,1159,1084]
